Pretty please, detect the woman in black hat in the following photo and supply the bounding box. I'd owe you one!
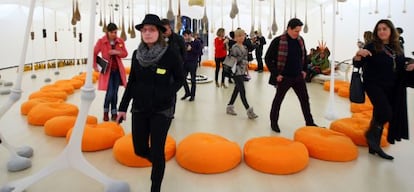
[117,14,184,192]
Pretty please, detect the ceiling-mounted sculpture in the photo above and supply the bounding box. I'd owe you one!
[130,0,136,38]
[176,0,182,33]
[303,0,308,33]
[189,0,204,7]
[271,0,277,35]
[167,0,174,20]
[202,3,208,34]
[120,0,127,41]
[230,0,239,19]
[402,0,407,13]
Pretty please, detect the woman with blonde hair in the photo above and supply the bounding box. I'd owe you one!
[226,29,258,119]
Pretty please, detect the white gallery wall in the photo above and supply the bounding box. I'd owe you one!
[0,0,413,70]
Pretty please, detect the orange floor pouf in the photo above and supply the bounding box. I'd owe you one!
[27,103,79,126]
[124,66,131,75]
[113,134,176,167]
[66,122,125,152]
[323,80,348,92]
[352,110,372,119]
[20,97,64,115]
[44,115,98,137]
[201,60,215,67]
[294,126,358,162]
[244,136,309,175]
[40,85,68,94]
[55,79,83,89]
[337,84,350,98]
[29,90,68,100]
[350,97,372,113]
[176,132,242,174]
[330,118,389,147]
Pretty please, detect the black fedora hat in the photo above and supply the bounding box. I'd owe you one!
[135,14,166,33]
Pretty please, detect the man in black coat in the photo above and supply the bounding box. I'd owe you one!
[265,18,317,133]
[253,30,267,72]
[161,19,186,115]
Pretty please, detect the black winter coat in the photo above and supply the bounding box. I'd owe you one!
[119,46,184,113]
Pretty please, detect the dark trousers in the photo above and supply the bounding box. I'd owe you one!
[131,112,172,192]
[215,57,226,83]
[104,70,121,114]
[256,49,263,70]
[228,75,250,109]
[183,61,198,97]
[364,82,395,124]
[270,75,314,125]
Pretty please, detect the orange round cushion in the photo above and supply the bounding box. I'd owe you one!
[113,134,176,167]
[176,133,242,174]
[44,115,98,137]
[124,66,131,75]
[337,84,350,98]
[350,102,373,113]
[330,118,389,147]
[201,60,215,67]
[244,137,309,175]
[352,110,372,119]
[29,90,68,100]
[27,103,79,126]
[323,80,348,92]
[55,79,83,89]
[53,83,75,94]
[66,122,125,152]
[294,126,358,162]
[40,85,68,94]
[20,97,64,115]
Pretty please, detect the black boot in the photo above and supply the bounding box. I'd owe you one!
[365,121,394,160]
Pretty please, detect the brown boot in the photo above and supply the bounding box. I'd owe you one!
[103,112,109,121]
[111,114,117,121]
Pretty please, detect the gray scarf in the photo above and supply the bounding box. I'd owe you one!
[136,43,168,67]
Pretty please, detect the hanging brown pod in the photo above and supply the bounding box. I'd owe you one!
[75,0,81,21]
[54,32,58,42]
[99,8,103,26]
[31,31,35,40]
[71,0,77,25]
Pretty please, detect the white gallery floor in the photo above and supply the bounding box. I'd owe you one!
[0,63,413,192]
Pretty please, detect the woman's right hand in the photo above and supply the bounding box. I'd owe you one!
[116,112,127,124]
[356,49,372,57]
[276,75,284,82]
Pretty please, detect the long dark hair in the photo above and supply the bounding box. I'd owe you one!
[372,19,402,55]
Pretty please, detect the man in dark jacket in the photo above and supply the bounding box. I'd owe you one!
[253,31,266,72]
[181,30,202,101]
[265,18,317,133]
[161,19,186,63]
[161,19,186,114]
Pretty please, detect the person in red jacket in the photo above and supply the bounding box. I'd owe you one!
[93,23,128,121]
[214,28,229,88]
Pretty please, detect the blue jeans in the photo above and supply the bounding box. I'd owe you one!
[104,70,121,114]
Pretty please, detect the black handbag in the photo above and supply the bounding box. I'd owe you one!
[350,67,365,103]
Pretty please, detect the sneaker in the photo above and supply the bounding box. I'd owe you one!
[246,107,258,119]
[226,105,237,115]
